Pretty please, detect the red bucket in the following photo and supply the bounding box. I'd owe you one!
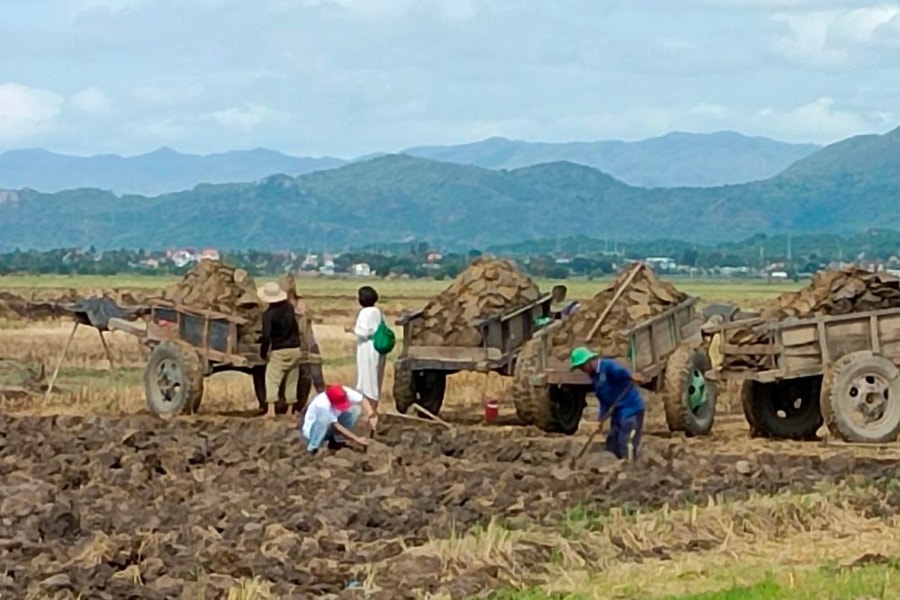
[483,399,499,422]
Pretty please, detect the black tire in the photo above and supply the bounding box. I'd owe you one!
[820,351,900,443]
[663,344,716,436]
[745,377,823,440]
[393,364,447,416]
[144,341,205,416]
[739,380,763,436]
[546,385,588,435]
[513,339,586,435]
[511,339,540,424]
[393,362,415,414]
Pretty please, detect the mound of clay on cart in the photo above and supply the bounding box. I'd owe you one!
[547,264,689,361]
[724,266,900,370]
[408,257,540,347]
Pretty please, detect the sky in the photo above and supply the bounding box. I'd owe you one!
[1,0,899,158]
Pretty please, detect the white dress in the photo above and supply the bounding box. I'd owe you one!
[354,306,385,401]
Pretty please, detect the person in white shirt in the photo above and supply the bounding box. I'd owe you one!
[300,384,376,454]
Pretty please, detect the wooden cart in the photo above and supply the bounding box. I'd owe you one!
[513,296,717,436]
[109,300,321,416]
[392,293,554,416]
[705,307,900,443]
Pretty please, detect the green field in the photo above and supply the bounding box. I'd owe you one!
[0,273,802,304]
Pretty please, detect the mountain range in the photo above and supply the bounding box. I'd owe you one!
[0,126,896,252]
[0,131,820,195]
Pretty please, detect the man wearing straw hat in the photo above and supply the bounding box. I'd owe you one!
[258,281,303,418]
[277,272,326,410]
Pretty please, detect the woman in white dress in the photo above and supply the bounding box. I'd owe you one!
[346,285,386,410]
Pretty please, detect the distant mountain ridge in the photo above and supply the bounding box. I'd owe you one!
[401,131,821,188]
[0,127,896,252]
[0,147,345,196]
[0,131,821,194]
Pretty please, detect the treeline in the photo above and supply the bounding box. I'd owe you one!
[1,228,900,279]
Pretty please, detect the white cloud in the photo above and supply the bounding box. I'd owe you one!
[69,87,112,115]
[204,104,282,131]
[771,5,900,65]
[133,84,204,107]
[751,96,892,140]
[0,83,63,142]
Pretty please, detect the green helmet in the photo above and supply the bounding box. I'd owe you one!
[570,346,599,370]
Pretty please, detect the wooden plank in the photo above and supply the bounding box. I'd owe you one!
[622,297,700,338]
[396,309,425,326]
[633,327,654,372]
[406,345,502,362]
[780,325,817,347]
[490,293,553,323]
[721,344,782,354]
[585,264,645,342]
[148,300,249,325]
[871,314,881,354]
[782,342,823,357]
[783,355,824,372]
[817,319,830,365]
[107,317,147,337]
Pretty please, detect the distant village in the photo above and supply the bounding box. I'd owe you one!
[118,247,900,281]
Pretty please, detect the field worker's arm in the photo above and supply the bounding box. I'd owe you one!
[333,422,368,447]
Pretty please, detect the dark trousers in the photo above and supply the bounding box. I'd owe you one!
[605,410,645,460]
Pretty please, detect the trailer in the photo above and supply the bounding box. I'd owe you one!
[705,307,900,443]
[513,296,718,436]
[109,300,321,416]
[392,293,554,417]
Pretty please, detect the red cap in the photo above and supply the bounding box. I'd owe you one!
[326,385,351,412]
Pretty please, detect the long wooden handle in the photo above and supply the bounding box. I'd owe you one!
[585,263,645,342]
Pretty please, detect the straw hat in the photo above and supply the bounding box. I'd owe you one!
[257,281,288,304]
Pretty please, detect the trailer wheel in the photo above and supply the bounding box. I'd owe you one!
[512,339,586,435]
[820,351,900,443]
[511,339,540,424]
[663,344,716,436]
[739,380,763,436]
[393,364,447,416]
[144,341,204,416]
[744,377,822,440]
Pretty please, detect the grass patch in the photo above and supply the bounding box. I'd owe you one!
[0,273,801,302]
[489,561,900,600]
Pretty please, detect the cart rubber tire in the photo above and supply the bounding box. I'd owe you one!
[663,344,716,436]
[144,341,204,416]
[512,339,586,435]
[393,364,447,416]
[820,351,900,443]
[393,363,415,414]
[511,339,540,424]
[739,380,763,437]
[744,377,822,440]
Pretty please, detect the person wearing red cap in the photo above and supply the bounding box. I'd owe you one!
[300,384,375,453]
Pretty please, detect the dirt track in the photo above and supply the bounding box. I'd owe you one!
[2,413,899,599]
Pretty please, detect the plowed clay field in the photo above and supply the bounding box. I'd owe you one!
[4,411,900,600]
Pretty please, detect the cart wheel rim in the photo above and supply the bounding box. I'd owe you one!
[846,373,890,425]
[688,369,707,412]
[155,357,185,404]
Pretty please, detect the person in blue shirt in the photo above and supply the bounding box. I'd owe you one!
[570,346,645,460]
